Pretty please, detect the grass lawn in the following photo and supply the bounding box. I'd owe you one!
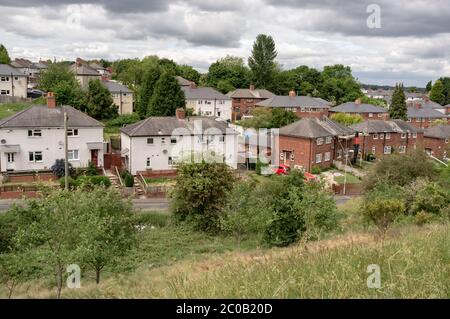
[0,102,31,119]
[329,170,362,184]
[144,177,175,185]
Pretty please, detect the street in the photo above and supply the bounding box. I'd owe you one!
[0,198,171,213]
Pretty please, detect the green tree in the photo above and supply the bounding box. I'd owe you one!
[407,178,449,215]
[38,63,77,92]
[429,79,446,105]
[171,162,235,232]
[52,80,86,110]
[86,79,117,119]
[238,107,273,129]
[425,80,433,92]
[272,66,322,96]
[0,251,35,299]
[176,64,201,84]
[364,198,405,236]
[0,44,11,64]
[438,77,450,105]
[148,72,185,116]
[203,55,250,92]
[319,65,362,105]
[248,34,278,89]
[270,108,298,128]
[136,65,161,118]
[389,83,407,120]
[330,113,363,126]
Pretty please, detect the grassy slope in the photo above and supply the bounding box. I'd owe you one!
[0,103,31,119]
[17,222,450,299]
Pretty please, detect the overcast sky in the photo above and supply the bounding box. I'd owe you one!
[1,0,449,87]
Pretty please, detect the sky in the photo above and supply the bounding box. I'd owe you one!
[0,0,449,87]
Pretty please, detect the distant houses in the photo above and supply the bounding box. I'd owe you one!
[227,85,275,121]
[102,79,134,115]
[69,61,102,89]
[10,58,48,89]
[424,125,450,160]
[329,99,389,120]
[256,91,331,119]
[0,64,28,99]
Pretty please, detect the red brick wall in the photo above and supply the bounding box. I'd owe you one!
[332,183,363,195]
[407,118,447,129]
[232,98,267,121]
[0,191,39,200]
[424,137,450,159]
[138,170,178,178]
[8,173,56,183]
[359,132,423,158]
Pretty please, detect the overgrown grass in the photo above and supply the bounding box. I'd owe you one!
[62,223,450,298]
[0,102,31,119]
[144,177,174,185]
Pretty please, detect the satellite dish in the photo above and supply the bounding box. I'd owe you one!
[162,149,168,154]
[1,139,6,144]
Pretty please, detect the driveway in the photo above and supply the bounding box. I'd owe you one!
[0,198,170,213]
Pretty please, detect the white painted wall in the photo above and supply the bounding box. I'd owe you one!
[0,75,27,98]
[0,127,104,172]
[186,99,232,121]
[122,132,238,174]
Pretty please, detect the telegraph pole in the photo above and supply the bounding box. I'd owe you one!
[64,110,69,190]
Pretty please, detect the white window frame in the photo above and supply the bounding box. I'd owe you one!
[372,146,376,155]
[316,138,324,146]
[68,149,79,161]
[7,153,15,163]
[373,133,378,140]
[324,152,331,162]
[412,133,417,139]
[384,146,392,155]
[170,137,177,145]
[336,149,342,159]
[401,133,406,139]
[369,113,374,118]
[325,136,332,144]
[219,135,225,143]
[399,145,406,153]
[445,139,449,144]
[385,133,391,140]
[0,76,9,82]
[147,137,154,145]
[29,151,43,163]
[28,129,42,137]
[377,113,383,118]
[168,156,178,166]
[161,137,166,145]
[146,157,151,168]
[67,129,79,137]
[315,153,322,163]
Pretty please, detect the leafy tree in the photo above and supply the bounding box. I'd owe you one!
[112,58,142,90]
[270,108,298,128]
[148,72,185,116]
[389,83,407,120]
[171,162,235,232]
[429,79,446,105]
[51,159,74,178]
[426,80,433,92]
[0,251,35,299]
[363,198,405,236]
[136,65,161,118]
[407,178,449,215]
[438,77,450,105]
[363,149,438,191]
[176,64,201,84]
[319,65,362,105]
[430,119,448,127]
[360,95,387,107]
[330,113,363,126]
[203,55,250,92]
[39,62,78,92]
[0,44,11,64]
[52,80,86,110]
[86,79,117,119]
[248,34,278,89]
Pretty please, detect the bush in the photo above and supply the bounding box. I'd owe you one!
[414,211,433,226]
[0,213,18,254]
[311,166,322,174]
[51,159,74,178]
[59,176,111,189]
[407,178,449,215]
[59,176,78,189]
[123,172,134,187]
[105,113,140,128]
[255,159,268,175]
[363,198,405,234]
[85,162,99,176]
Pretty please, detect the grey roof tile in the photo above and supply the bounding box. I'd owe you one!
[0,64,27,76]
[181,86,230,100]
[331,102,387,113]
[424,125,450,139]
[407,107,448,119]
[102,80,132,93]
[279,117,354,138]
[227,88,275,99]
[351,120,423,134]
[256,95,331,108]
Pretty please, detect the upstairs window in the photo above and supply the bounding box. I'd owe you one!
[373,133,378,140]
[219,135,225,143]
[384,146,392,154]
[315,153,322,163]
[316,138,324,146]
[67,129,79,137]
[28,129,42,137]
[325,136,332,144]
[401,133,406,139]
[385,133,391,139]
[0,76,9,82]
[147,137,154,145]
[412,133,417,139]
[170,137,177,145]
[68,150,79,161]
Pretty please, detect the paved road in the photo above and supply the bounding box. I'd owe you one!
[0,198,170,213]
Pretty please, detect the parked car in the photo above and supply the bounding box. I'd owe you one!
[28,89,45,99]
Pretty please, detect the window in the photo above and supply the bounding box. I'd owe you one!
[14,76,19,81]
[146,157,151,168]
[316,138,324,145]
[401,133,406,139]
[29,151,43,162]
[385,133,391,139]
[407,118,412,122]
[337,149,342,159]
[219,135,225,143]
[67,129,79,136]
[170,137,177,145]
[378,113,383,118]
[28,129,42,137]
[7,153,14,163]
[147,137,154,145]
[0,90,10,95]
[384,146,392,154]
[301,107,306,112]
[325,136,332,144]
[68,150,79,161]
[0,76,9,82]
[399,145,406,153]
[373,134,378,140]
[161,137,166,144]
[369,113,373,118]
[324,152,331,162]
[168,156,178,166]
[315,153,322,163]
[371,146,376,155]
[445,139,449,144]
[413,133,417,139]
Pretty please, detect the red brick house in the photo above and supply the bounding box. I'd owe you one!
[227,85,275,121]
[350,120,424,160]
[329,99,389,120]
[407,98,449,128]
[278,117,355,172]
[256,91,331,119]
[424,125,450,160]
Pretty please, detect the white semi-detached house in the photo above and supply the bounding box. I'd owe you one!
[0,93,104,172]
[0,64,28,98]
[120,109,238,175]
[181,83,232,122]
[102,79,134,115]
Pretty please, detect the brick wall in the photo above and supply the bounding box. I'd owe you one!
[232,98,266,121]
[7,172,56,183]
[424,137,450,159]
[359,132,423,158]
[138,170,178,178]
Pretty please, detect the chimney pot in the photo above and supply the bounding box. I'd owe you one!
[176,108,186,120]
[249,84,255,91]
[190,81,197,89]
[355,98,362,104]
[289,90,296,97]
[46,92,56,109]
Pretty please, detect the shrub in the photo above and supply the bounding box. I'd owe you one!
[51,159,74,178]
[78,175,111,188]
[0,213,18,254]
[105,113,140,127]
[414,211,433,226]
[58,176,77,189]
[255,159,268,175]
[135,212,170,228]
[363,198,405,234]
[123,172,134,187]
[311,166,322,174]
[85,162,99,176]
[407,178,449,215]
[330,113,363,126]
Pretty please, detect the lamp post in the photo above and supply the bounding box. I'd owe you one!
[64,110,69,190]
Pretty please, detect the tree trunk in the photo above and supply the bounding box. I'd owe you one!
[96,269,101,284]
[56,267,63,299]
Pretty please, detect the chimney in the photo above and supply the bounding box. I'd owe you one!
[289,90,296,97]
[101,75,109,82]
[46,92,56,109]
[414,102,421,109]
[190,81,197,89]
[176,108,186,120]
[423,95,430,102]
[249,84,255,91]
[355,98,362,104]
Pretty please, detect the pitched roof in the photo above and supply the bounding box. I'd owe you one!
[70,63,100,76]
[176,76,193,86]
[256,95,331,108]
[102,80,132,93]
[407,107,448,119]
[181,86,230,100]
[331,102,387,114]
[279,117,354,138]
[0,105,104,129]
[424,125,450,139]
[227,88,275,99]
[121,116,236,137]
[0,64,27,76]
[351,120,422,134]
[407,99,445,110]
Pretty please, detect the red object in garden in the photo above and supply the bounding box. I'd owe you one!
[274,164,290,175]
[304,172,316,181]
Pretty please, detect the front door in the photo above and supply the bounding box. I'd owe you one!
[6,153,16,171]
[91,150,98,167]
